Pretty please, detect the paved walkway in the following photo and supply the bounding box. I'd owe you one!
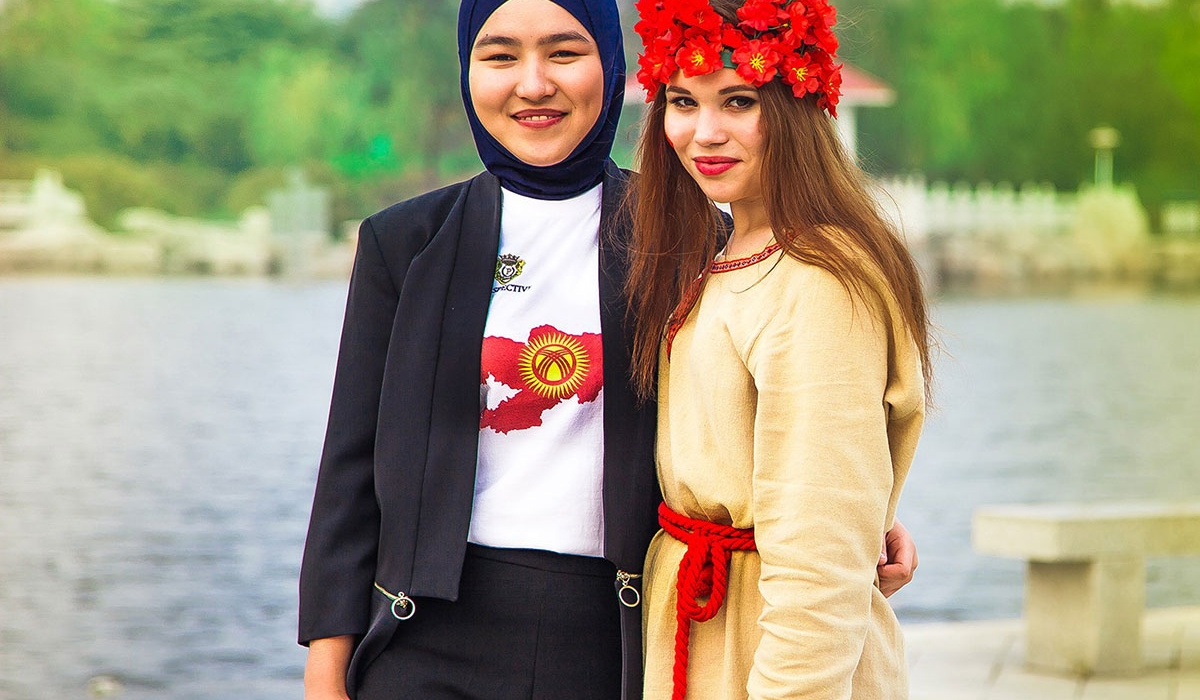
[905,606,1200,699]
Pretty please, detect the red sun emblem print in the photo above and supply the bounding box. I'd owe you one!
[481,325,603,434]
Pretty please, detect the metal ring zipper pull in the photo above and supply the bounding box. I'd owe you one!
[616,570,642,608]
[375,582,417,621]
[390,595,416,621]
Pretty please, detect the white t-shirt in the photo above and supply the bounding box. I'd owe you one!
[468,184,606,557]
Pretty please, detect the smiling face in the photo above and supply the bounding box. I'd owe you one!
[663,68,764,205]
[467,0,605,167]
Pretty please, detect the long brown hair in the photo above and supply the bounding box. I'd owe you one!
[625,2,932,401]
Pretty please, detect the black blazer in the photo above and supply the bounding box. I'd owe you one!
[298,162,660,699]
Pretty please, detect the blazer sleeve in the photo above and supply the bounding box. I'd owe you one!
[744,263,899,699]
[298,217,399,645]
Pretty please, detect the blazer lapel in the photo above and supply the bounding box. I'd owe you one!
[411,172,502,598]
[598,163,661,571]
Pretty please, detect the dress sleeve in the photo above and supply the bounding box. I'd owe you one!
[298,217,398,645]
[744,264,897,699]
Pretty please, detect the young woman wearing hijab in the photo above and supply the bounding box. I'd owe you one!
[625,0,932,698]
[300,2,654,698]
[299,1,917,698]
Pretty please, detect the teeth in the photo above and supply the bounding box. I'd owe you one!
[518,114,560,121]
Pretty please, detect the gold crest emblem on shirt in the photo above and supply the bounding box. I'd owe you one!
[495,254,525,285]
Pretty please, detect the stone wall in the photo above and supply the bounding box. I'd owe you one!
[0,170,354,277]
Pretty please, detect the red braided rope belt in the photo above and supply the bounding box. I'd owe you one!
[658,502,757,700]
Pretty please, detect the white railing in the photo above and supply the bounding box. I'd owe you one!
[874,175,1077,243]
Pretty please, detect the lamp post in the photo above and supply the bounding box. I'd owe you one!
[1088,126,1120,189]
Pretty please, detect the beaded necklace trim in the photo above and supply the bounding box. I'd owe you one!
[710,242,783,274]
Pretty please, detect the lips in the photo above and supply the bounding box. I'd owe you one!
[693,156,739,176]
[512,109,567,129]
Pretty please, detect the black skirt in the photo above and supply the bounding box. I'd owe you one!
[356,544,623,700]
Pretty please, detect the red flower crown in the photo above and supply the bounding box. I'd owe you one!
[634,0,843,117]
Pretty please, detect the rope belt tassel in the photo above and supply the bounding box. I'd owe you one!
[658,502,757,700]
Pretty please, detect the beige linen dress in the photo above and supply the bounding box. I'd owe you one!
[642,243,925,700]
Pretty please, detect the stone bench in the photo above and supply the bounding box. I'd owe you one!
[972,501,1200,675]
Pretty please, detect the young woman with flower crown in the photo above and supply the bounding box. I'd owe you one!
[626,0,932,698]
[299,0,918,698]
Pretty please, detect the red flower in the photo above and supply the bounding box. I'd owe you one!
[804,0,837,26]
[637,39,678,99]
[671,0,723,32]
[801,0,839,54]
[732,38,783,85]
[633,0,661,17]
[781,52,820,98]
[675,36,724,77]
[721,25,748,52]
[782,3,811,46]
[773,25,804,53]
[785,1,812,37]
[807,24,838,55]
[634,0,669,38]
[737,0,786,32]
[817,60,842,117]
[636,72,656,101]
[648,22,683,49]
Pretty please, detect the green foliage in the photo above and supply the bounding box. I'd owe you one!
[226,160,371,229]
[844,0,1199,213]
[0,152,227,229]
[0,0,1195,228]
[334,0,477,179]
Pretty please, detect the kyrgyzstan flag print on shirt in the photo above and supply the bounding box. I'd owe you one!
[480,325,603,434]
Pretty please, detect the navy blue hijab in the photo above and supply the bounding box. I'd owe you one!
[457,0,625,200]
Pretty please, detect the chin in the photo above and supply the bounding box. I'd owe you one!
[512,144,571,168]
[695,184,735,204]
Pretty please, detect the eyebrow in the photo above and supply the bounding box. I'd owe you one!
[473,31,592,51]
[665,85,758,96]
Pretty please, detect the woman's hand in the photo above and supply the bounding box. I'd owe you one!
[304,635,354,700]
[877,519,918,598]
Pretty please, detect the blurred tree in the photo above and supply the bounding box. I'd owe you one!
[2,0,1194,224]
[111,0,335,170]
[846,0,1198,214]
[0,0,122,154]
[336,0,477,186]
[244,46,360,166]
[1159,0,1200,199]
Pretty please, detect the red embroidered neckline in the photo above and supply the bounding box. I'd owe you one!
[665,243,783,357]
[710,242,783,273]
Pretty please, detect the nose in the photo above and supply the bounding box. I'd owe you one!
[692,105,727,147]
[514,58,556,101]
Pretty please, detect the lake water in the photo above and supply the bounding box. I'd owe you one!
[1,277,1198,699]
